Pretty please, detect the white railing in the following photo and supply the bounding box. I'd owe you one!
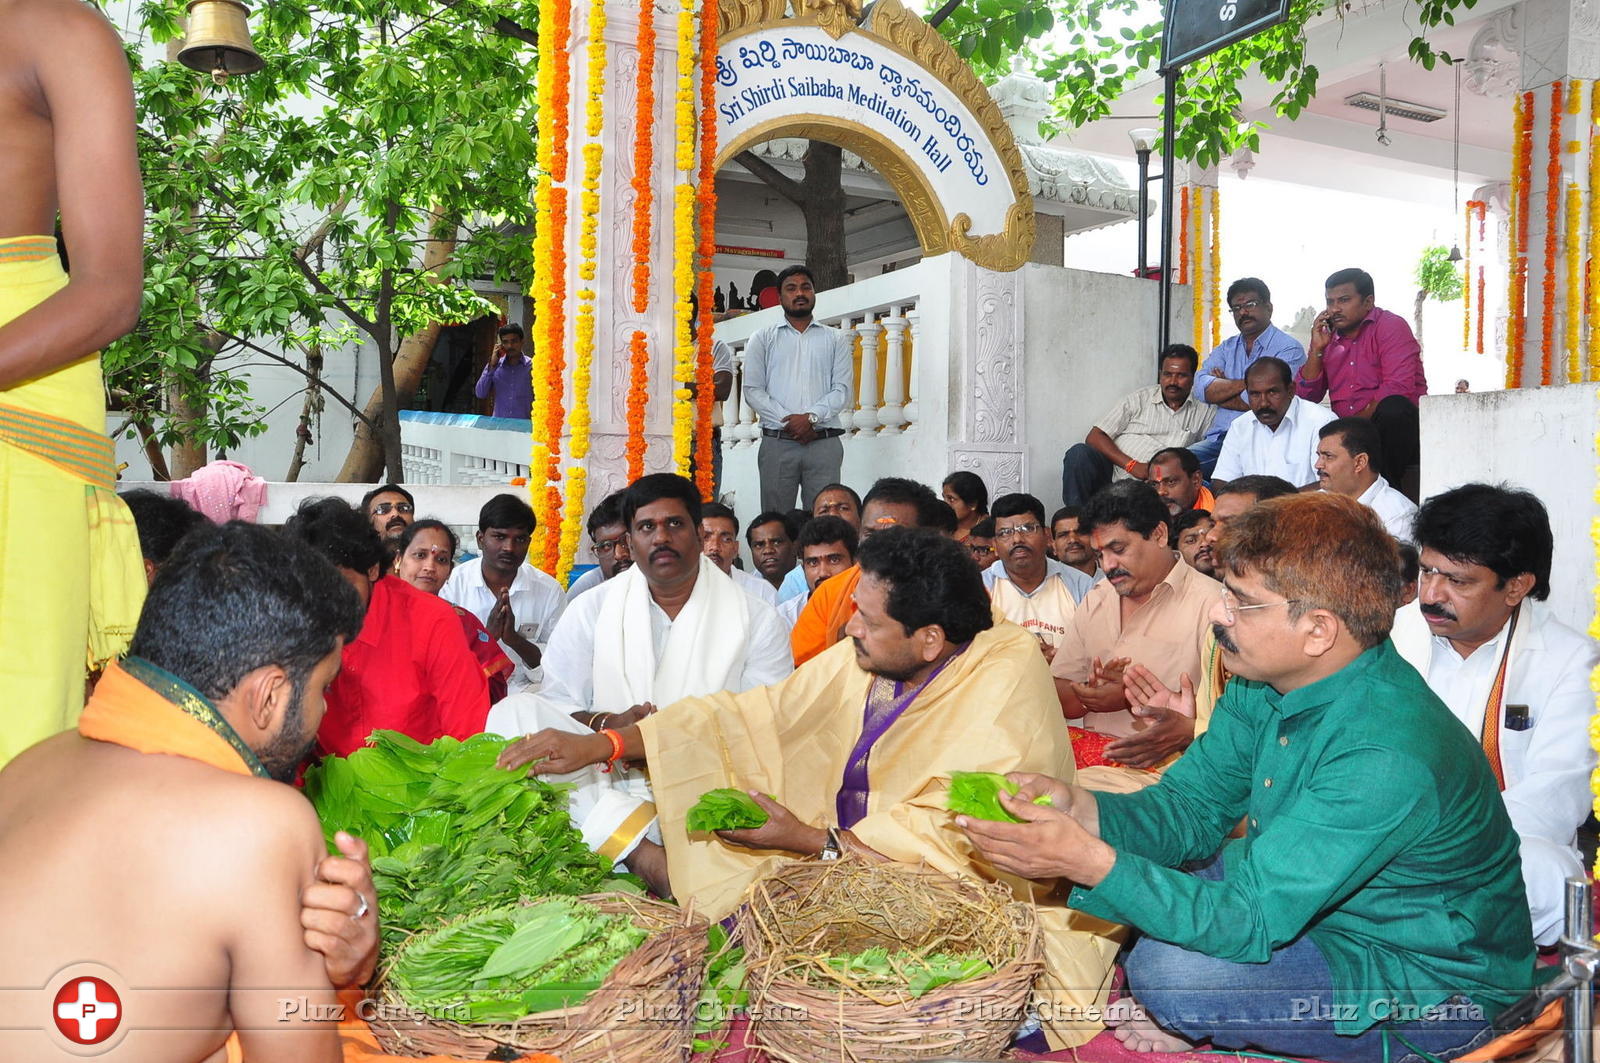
[399,413,532,486]
[713,261,934,450]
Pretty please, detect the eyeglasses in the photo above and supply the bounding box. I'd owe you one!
[993,522,1043,540]
[592,537,626,556]
[1220,588,1301,623]
[967,543,995,558]
[1229,300,1263,315]
[371,501,414,516]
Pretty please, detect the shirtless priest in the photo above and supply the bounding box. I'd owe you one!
[0,523,368,1061]
[499,527,1122,1050]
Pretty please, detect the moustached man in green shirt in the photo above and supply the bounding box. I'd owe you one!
[961,491,1533,1063]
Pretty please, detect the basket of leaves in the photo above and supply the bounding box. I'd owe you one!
[736,857,1043,1062]
[369,891,710,1062]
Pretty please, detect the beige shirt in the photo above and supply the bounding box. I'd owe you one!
[1094,386,1217,480]
[1049,559,1223,736]
[990,575,1079,649]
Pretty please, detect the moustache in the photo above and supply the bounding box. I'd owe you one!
[1105,567,1132,581]
[1008,543,1034,557]
[651,547,680,561]
[386,518,407,530]
[1419,602,1456,621]
[1212,622,1239,653]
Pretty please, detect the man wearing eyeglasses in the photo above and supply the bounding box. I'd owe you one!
[565,492,633,604]
[361,483,415,560]
[983,493,1093,663]
[1191,279,1306,475]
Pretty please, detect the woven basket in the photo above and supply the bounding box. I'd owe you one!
[737,857,1043,1063]
[369,892,708,1062]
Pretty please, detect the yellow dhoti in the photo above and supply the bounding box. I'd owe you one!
[639,621,1123,1049]
[0,236,144,766]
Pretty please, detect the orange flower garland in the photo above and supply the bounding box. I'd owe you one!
[541,186,570,572]
[1462,200,1472,351]
[1178,186,1189,286]
[626,330,650,478]
[1475,200,1487,356]
[691,0,720,500]
[1507,91,1533,388]
[1190,186,1204,349]
[624,0,658,477]
[1540,80,1563,387]
[1591,80,1600,382]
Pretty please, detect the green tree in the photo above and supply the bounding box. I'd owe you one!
[111,0,541,481]
[1412,243,1464,346]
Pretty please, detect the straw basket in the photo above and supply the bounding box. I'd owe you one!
[737,858,1043,1062]
[369,892,708,1063]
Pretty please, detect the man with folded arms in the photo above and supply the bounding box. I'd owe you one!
[498,528,1123,1051]
[963,493,1532,1062]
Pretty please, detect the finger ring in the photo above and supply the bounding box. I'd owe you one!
[354,893,370,920]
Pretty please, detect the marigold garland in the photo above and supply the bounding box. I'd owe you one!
[630,0,657,316]
[1566,182,1583,385]
[626,330,651,478]
[540,186,571,571]
[1462,200,1473,351]
[1590,418,1600,873]
[670,0,698,474]
[1178,186,1190,286]
[1541,80,1563,388]
[1589,80,1600,381]
[528,0,560,557]
[1507,92,1533,388]
[1208,185,1222,350]
[1190,186,1204,349]
[691,0,720,499]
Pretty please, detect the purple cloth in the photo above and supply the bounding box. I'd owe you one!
[474,355,534,419]
[1295,306,1426,417]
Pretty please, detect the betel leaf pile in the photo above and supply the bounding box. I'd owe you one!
[304,730,612,951]
[684,787,770,832]
[823,947,994,998]
[389,898,649,1022]
[946,770,1054,823]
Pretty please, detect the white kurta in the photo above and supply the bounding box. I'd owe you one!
[1356,476,1417,541]
[731,564,779,606]
[1393,600,1599,944]
[441,557,566,692]
[1212,396,1337,486]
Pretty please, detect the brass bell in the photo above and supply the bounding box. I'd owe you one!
[177,0,263,78]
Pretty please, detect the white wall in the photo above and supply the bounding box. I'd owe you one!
[1419,383,1600,634]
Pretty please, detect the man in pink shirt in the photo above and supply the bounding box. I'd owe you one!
[1296,268,1426,495]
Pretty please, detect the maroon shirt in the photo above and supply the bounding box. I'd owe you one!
[1295,306,1427,416]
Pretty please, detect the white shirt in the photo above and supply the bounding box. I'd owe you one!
[740,319,854,430]
[983,558,1093,648]
[565,566,606,604]
[1212,396,1337,486]
[539,569,794,712]
[441,557,567,692]
[775,593,806,631]
[1356,476,1417,540]
[731,565,778,605]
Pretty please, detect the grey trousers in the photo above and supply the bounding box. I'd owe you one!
[758,434,844,513]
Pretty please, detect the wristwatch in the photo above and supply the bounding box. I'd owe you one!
[807,412,819,426]
[819,826,843,861]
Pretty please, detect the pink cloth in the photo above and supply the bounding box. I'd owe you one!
[1295,306,1426,416]
[167,460,268,524]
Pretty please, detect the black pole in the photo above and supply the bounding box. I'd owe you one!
[1135,148,1150,276]
[1157,66,1178,353]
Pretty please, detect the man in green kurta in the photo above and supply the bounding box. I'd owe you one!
[962,492,1533,1062]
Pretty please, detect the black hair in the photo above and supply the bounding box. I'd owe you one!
[1397,540,1420,586]
[1168,508,1213,549]
[1412,483,1553,600]
[497,322,525,339]
[283,497,387,574]
[1226,277,1271,305]
[359,483,413,513]
[1318,416,1384,468]
[862,476,941,527]
[795,514,858,557]
[1082,480,1169,539]
[989,492,1047,526]
[941,471,989,515]
[925,499,959,535]
[1160,343,1199,374]
[776,264,816,289]
[970,517,996,538]
[622,473,703,529]
[814,483,863,512]
[396,518,459,557]
[700,501,740,534]
[746,510,799,547]
[120,489,209,565]
[1244,356,1294,390]
[1325,267,1375,298]
[128,522,362,703]
[1050,505,1084,528]
[856,526,994,643]
[478,492,536,534]
[1213,475,1298,503]
[586,491,627,539]
[1149,447,1200,476]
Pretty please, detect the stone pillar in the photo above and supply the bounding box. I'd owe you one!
[1515,0,1600,384]
[565,0,683,503]
[946,258,1026,494]
[1474,181,1513,364]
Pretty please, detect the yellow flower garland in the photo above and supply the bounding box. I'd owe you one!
[1590,80,1600,383]
[557,0,608,585]
[1209,185,1222,350]
[1566,183,1582,385]
[670,1,698,474]
[1190,186,1204,349]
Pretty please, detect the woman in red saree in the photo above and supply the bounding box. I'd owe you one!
[393,519,514,704]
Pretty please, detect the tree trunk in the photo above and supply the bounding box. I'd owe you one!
[166,330,225,478]
[1413,288,1426,348]
[736,140,849,289]
[284,344,324,482]
[334,322,447,482]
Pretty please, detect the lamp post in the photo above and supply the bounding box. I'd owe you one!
[1129,127,1158,277]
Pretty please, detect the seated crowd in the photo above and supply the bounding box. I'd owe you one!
[0,266,1592,1062]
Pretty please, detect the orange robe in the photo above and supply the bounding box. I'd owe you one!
[788,563,861,665]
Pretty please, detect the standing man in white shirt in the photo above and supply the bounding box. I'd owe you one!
[1391,484,1598,945]
[1313,417,1416,540]
[1212,357,1336,488]
[441,493,567,693]
[741,265,854,512]
[699,502,779,605]
[983,493,1094,663]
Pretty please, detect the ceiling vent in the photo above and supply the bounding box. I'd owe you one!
[1344,92,1446,123]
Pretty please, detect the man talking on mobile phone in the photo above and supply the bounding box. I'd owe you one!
[474,322,534,419]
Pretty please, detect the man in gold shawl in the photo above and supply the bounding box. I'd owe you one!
[499,527,1121,1049]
